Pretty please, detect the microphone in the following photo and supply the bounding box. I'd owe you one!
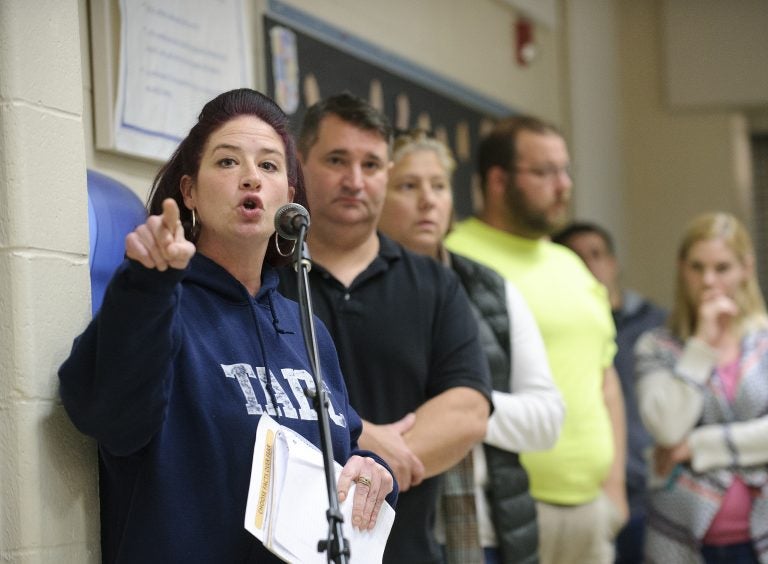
[274,203,310,240]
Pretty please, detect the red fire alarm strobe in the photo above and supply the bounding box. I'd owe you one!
[515,17,537,66]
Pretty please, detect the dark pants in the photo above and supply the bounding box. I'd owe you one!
[701,541,758,564]
[483,547,500,564]
[614,512,645,564]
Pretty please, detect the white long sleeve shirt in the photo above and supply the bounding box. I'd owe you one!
[475,281,564,547]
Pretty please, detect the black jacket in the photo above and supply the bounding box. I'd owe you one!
[452,253,539,564]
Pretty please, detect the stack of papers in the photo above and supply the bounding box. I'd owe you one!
[245,415,395,563]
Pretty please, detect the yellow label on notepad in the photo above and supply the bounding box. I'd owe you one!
[255,428,275,530]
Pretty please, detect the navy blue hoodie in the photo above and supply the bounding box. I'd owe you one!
[59,254,394,563]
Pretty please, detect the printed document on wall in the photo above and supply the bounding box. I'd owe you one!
[114,0,252,161]
[245,415,395,563]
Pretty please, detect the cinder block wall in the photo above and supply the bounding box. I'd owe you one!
[0,0,100,561]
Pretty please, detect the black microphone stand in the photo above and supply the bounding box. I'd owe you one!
[291,225,350,564]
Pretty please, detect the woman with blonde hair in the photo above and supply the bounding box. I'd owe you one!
[379,129,564,564]
[635,212,768,564]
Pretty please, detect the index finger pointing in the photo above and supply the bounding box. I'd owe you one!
[161,198,181,231]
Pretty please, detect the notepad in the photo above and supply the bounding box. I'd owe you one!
[245,414,395,563]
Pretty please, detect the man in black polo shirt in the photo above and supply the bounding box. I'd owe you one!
[278,93,492,564]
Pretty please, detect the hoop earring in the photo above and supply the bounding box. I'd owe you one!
[191,208,197,229]
[274,235,296,257]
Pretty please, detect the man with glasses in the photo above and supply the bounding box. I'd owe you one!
[447,116,628,564]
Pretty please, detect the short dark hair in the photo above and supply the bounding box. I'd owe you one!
[297,92,392,158]
[476,115,562,193]
[145,88,307,267]
[551,221,615,255]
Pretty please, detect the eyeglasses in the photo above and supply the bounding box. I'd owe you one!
[514,164,572,181]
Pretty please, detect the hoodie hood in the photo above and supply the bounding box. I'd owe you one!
[185,253,291,337]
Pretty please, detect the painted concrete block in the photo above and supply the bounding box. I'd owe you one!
[0,252,91,402]
[0,0,83,115]
[0,401,99,560]
[0,103,88,252]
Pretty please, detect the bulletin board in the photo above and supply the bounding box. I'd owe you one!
[89,0,516,217]
[262,1,516,219]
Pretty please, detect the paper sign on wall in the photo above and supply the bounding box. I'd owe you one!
[114,0,253,161]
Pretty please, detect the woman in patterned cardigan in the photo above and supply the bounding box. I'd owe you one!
[635,212,768,564]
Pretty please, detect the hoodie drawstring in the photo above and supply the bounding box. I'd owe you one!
[267,291,293,335]
[248,294,282,416]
